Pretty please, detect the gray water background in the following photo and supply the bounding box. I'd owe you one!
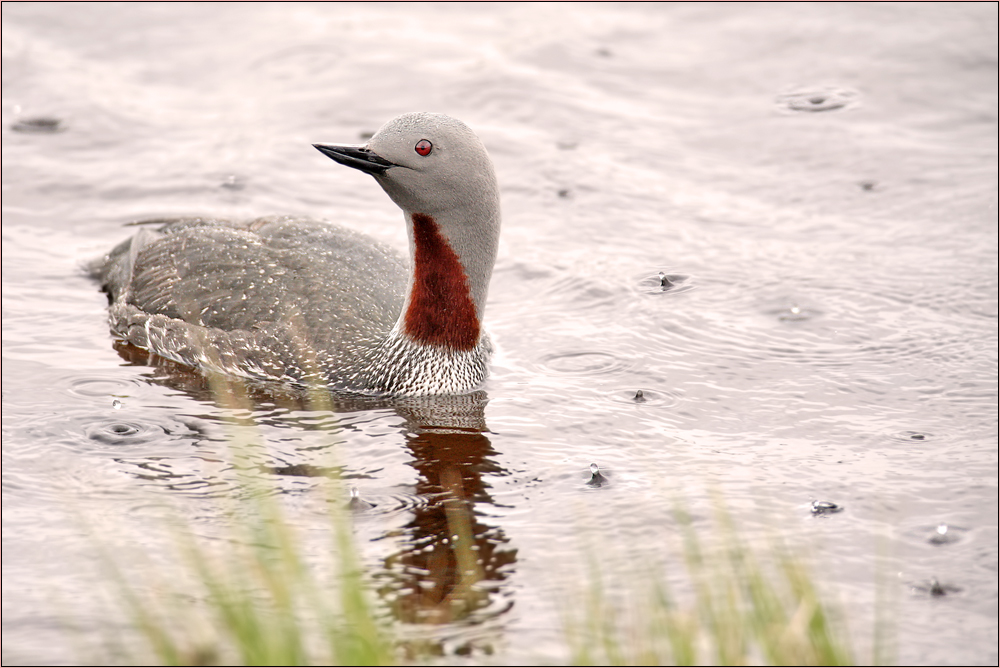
[3,2,997,664]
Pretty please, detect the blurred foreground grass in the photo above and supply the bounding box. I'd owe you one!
[565,503,858,666]
[97,377,864,665]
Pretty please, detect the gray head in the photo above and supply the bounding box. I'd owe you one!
[367,113,499,218]
[314,112,501,332]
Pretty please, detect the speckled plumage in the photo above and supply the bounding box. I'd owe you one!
[93,113,500,395]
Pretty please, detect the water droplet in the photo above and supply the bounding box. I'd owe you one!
[221,174,245,190]
[112,399,122,410]
[640,271,689,295]
[811,500,843,515]
[928,522,962,545]
[634,389,646,403]
[587,463,609,488]
[777,87,859,112]
[777,303,812,321]
[659,271,676,290]
[346,486,375,511]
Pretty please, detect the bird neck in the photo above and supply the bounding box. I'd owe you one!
[397,209,498,351]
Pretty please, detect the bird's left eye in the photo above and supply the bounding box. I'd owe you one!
[414,139,433,156]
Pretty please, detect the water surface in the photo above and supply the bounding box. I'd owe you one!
[3,3,997,664]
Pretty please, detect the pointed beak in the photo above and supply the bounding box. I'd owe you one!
[313,143,398,176]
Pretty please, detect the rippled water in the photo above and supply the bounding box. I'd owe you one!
[3,3,997,665]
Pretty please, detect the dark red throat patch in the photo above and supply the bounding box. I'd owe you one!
[404,213,480,350]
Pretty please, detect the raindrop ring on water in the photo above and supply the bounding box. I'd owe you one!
[537,350,629,375]
[776,86,860,113]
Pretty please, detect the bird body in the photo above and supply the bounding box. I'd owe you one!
[94,113,500,395]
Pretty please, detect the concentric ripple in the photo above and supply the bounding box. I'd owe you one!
[346,490,433,516]
[609,388,681,408]
[636,271,694,295]
[776,86,860,112]
[890,430,935,443]
[84,419,167,446]
[66,375,143,399]
[537,350,631,375]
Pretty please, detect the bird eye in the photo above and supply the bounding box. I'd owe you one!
[414,139,433,156]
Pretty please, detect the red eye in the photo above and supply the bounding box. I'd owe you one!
[414,139,432,156]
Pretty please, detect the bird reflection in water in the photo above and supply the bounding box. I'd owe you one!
[380,393,516,639]
[111,343,516,656]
